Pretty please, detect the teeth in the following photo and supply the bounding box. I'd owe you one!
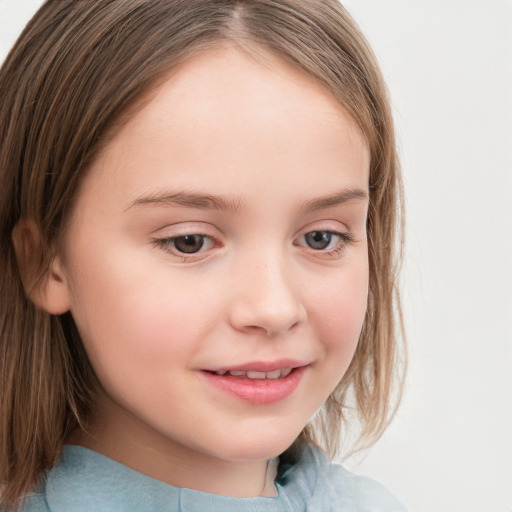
[247,371,266,379]
[213,368,293,379]
[228,370,246,376]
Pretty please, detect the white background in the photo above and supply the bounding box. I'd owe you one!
[1,1,511,511]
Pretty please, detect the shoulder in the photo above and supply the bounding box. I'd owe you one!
[324,464,407,512]
[279,443,408,512]
[1,491,50,512]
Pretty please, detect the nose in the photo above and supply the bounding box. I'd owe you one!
[228,255,307,337]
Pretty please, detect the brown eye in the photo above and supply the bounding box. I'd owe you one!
[304,231,333,250]
[172,235,206,254]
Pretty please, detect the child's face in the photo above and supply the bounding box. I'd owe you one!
[57,46,369,468]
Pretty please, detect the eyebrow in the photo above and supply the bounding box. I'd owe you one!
[127,191,243,212]
[298,188,368,213]
[127,187,368,213]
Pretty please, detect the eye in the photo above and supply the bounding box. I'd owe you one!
[304,231,336,250]
[295,229,355,257]
[152,233,216,259]
[172,234,208,254]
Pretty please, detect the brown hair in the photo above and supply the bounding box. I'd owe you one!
[0,0,405,508]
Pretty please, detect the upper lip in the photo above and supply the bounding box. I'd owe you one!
[204,359,308,373]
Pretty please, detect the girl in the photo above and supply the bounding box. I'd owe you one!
[0,1,406,510]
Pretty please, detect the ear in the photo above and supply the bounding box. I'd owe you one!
[11,219,71,315]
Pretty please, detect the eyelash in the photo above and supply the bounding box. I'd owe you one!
[151,230,355,262]
[295,230,355,258]
[151,234,217,262]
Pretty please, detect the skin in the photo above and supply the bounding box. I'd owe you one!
[43,45,370,497]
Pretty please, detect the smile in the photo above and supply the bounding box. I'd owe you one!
[212,368,293,379]
[201,361,308,405]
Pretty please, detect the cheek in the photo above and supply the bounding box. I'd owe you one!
[309,262,369,363]
[65,251,221,384]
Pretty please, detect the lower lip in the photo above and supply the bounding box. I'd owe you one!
[201,366,307,405]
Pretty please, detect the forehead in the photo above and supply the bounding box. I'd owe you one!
[78,45,369,209]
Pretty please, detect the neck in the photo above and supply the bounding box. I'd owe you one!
[67,395,278,498]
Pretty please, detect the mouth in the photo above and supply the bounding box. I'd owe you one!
[200,361,308,404]
[208,368,293,380]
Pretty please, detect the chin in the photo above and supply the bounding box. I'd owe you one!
[205,423,303,462]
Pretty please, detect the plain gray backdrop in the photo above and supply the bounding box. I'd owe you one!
[1,1,511,511]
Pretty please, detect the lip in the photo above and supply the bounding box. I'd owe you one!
[203,358,308,373]
[200,361,308,405]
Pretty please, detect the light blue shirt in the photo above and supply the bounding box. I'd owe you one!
[18,444,406,511]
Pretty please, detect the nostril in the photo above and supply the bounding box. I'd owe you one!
[227,282,306,336]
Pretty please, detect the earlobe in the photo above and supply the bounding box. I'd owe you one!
[11,220,71,315]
